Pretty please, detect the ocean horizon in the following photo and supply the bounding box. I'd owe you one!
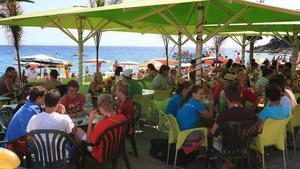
[0,45,286,75]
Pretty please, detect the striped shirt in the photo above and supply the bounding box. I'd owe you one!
[255,77,269,88]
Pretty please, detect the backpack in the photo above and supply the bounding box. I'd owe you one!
[149,138,196,166]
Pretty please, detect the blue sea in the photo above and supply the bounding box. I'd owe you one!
[0,45,288,75]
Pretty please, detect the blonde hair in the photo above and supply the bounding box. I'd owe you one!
[97,94,115,113]
[93,72,103,83]
[116,80,130,96]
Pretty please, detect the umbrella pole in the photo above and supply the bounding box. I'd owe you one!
[178,32,182,81]
[77,17,84,85]
[195,2,204,86]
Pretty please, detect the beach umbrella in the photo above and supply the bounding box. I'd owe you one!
[2,1,300,83]
[140,60,162,69]
[20,54,64,64]
[151,58,178,65]
[118,61,139,66]
[83,58,113,64]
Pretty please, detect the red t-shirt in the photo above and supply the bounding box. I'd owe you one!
[88,114,127,163]
[116,98,135,119]
[60,94,85,115]
[240,87,258,106]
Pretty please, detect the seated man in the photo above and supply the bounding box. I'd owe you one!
[26,89,83,159]
[210,84,257,169]
[121,69,142,98]
[211,84,257,135]
[5,86,47,150]
[42,69,62,90]
[255,68,273,96]
[27,89,79,135]
[0,67,17,95]
[258,84,290,124]
[60,80,86,118]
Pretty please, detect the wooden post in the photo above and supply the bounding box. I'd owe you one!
[291,26,299,78]
[241,35,246,64]
[195,2,204,85]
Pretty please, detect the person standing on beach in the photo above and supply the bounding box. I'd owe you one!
[235,52,241,64]
[24,65,37,80]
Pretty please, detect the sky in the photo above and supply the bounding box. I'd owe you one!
[0,0,300,48]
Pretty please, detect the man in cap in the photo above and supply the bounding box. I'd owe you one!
[121,69,142,98]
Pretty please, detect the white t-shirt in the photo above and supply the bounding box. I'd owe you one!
[27,112,74,133]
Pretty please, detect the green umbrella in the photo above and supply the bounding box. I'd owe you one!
[0,0,34,4]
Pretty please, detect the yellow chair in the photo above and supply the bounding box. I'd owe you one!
[250,116,292,169]
[153,89,172,101]
[287,105,300,154]
[133,94,153,121]
[166,115,208,169]
[0,147,21,169]
[152,98,171,136]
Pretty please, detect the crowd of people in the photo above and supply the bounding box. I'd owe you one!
[163,57,299,168]
[0,54,299,168]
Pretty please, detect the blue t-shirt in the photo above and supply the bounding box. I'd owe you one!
[176,98,206,131]
[258,104,289,122]
[5,101,41,141]
[166,94,182,117]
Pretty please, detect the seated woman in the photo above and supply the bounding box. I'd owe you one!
[42,69,62,90]
[146,63,158,78]
[165,80,193,117]
[115,81,135,119]
[258,84,290,125]
[85,94,128,162]
[115,81,135,134]
[152,65,170,90]
[176,85,213,131]
[89,72,106,109]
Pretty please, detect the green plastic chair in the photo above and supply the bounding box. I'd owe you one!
[28,79,44,86]
[250,116,292,169]
[133,94,153,122]
[166,115,208,169]
[84,76,92,83]
[61,77,77,85]
[79,85,89,94]
[218,97,225,113]
[141,77,153,89]
[152,98,171,137]
[245,101,253,109]
[153,89,172,101]
[287,105,300,154]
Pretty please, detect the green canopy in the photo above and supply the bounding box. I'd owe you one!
[0,0,34,4]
